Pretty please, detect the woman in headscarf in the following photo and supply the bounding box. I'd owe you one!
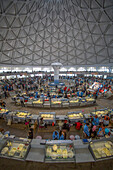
[90,125,97,138]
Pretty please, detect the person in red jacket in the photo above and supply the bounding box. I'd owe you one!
[68,88,70,92]
[64,86,67,91]
[75,121,83,130]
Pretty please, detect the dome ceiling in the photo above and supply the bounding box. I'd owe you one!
[0,0,113,66]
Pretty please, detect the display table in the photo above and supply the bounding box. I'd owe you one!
[26,139,45,162]
[0,138,113,170]
[56,115,68,120]
[0,139,113,170]
[73,140,94,163]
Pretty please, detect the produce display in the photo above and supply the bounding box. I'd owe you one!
[89,140,113,160]
[85,97,95,102]
[16,112,32,118]
[0,109,9,113]
[69,99,79,103]
[33,100,43,104]
[68,112,83,119]
[51,101,61,104]
[80,99,86,102]
[41,114,53,119]
[45,143,75,162]
[0,139,30,160]
[91,110,109,117]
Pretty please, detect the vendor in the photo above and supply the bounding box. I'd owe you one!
[59,131,66,140]
[104,127,111,136]
[0,100,6,108]
[103,114,110,126]
[92,115,99,126]
[62,120,70,131]
[75,121,82,130]
[20,96,25,107]
[28,128,33,139]
[90,125,97,138]
[83,123,90,137]
[52,130,59,140]
[39,118,47,128]
[97,123,104,137]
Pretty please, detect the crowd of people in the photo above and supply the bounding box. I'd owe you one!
[83,114,111,139]
[1,75,112,106]
[0,75,113,141]
[0,75,113,97]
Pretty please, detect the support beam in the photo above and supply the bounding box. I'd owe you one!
[51,63,62,85]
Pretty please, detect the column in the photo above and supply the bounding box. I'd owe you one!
[51,63,62,85]
[54,66,60,84]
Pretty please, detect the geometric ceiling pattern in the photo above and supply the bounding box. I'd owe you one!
[0,0,113,66]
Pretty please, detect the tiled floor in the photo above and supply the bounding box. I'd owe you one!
[0,119,83,139]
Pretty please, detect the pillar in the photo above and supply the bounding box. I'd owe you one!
[53,66,60,84]
[51,63,62,85]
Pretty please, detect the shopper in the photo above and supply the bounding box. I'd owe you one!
[103,114,110,126]
[83,123,90,138]
[0,100,6,108]
[59,131,66,140]
[52,130,59,140]
[20,96,25,107]
[39,118,47,128]
[92,115,99,126]
[97,124,104,137]
[62,121,70,131]
[4,90,7,99]
[75,121,82,130]
[90,125,97,138]
[28,128,33,139]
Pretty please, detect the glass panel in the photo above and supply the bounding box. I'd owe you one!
[87,67,96,71]
[98,67,109,72]
[77,67,86,71]
[60,67,67,71]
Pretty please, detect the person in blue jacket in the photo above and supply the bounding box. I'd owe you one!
[52,130,59,140]
[84,123,90,137]
[92,115,99,126]
[59,131,65,140]
[81,91,84,97]
[35,91,38,98]
[97,125,104,137]
[77,91,79,97]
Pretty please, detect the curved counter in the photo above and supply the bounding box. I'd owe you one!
[0,138,113,170]
[12,97,96,109]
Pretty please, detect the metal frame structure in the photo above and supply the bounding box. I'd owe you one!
[0,0,113,66]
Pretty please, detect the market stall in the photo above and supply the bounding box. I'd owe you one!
[39,112,56,125]
[67,111,84,124]
[0,108,9,118]
[69,98,80,107]
[0,137,113,170]
[0,137,31,160]
[11,111,32,124]
[51,99,62,108]
[45,140,75,163]
[91,108,111,118]
[79,98,87,106]
[32,99,43,107]
[85,97,96,105]
[89,138,113,161]
[12,92,96,109]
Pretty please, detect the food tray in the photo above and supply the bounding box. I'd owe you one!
[89,138,113,161]
[91,108,109,117]
[67,111,83,122]
[45,142,75,163]
[39,112,56,124]
[0,138,31,161]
